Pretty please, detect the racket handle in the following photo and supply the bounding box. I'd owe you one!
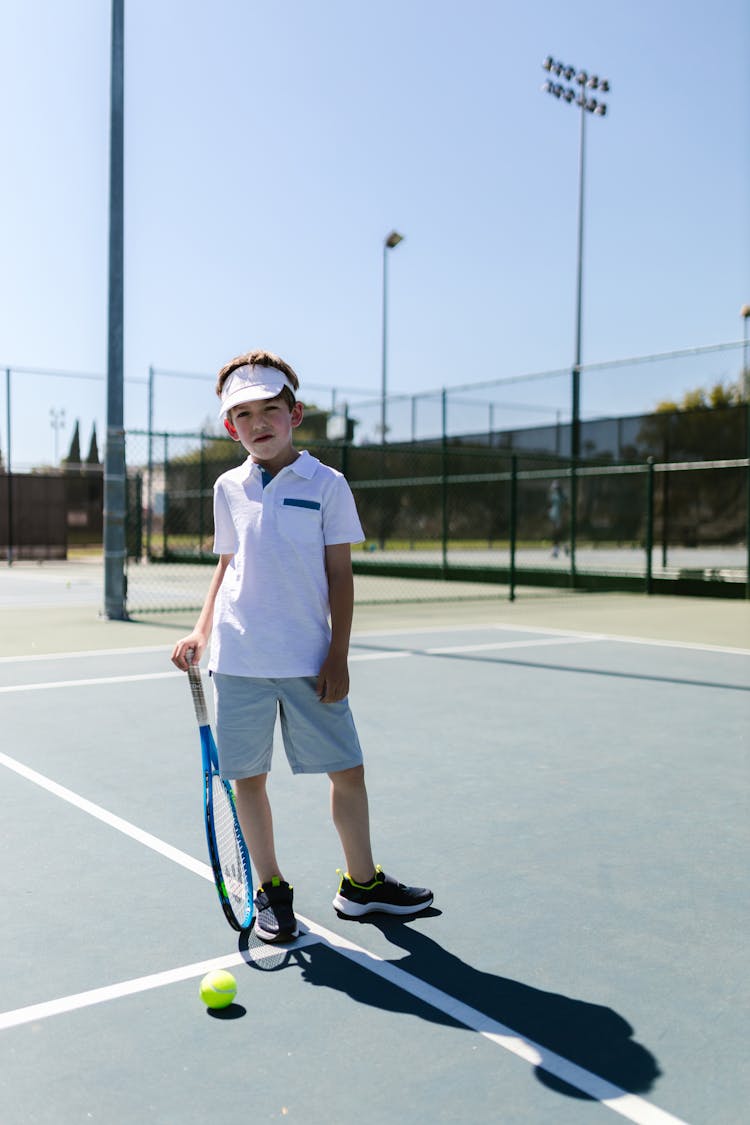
[186,656,209,726]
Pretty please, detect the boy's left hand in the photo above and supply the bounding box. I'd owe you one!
[316,652,350,703]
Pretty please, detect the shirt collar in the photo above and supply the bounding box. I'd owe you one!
[244,450,318,482]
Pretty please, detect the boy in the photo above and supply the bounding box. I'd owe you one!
[171,350,432,942]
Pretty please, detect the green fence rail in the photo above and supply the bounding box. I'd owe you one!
[122,424,749,612]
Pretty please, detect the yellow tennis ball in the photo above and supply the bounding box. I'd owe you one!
[199,970,237,1009]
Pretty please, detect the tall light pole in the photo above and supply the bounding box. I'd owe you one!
[541,57,609,462]
[380,230,404,443]
[541,56,610,576]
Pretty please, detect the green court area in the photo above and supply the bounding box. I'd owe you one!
[0,570,748,1123]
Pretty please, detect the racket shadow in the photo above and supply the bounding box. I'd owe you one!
[238,925,317,973]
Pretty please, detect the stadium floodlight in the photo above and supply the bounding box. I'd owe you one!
[380,231,405,442]
[541,55,611,575]
[539,56,611,468]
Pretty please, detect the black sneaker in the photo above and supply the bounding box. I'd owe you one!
[253,878,299,942]
[333,865,433,918]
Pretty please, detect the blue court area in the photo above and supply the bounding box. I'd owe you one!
[0,609,748,1123]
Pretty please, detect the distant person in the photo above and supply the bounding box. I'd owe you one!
[171,349,432,942]
[547,480,568,558]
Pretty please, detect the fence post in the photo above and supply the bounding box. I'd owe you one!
[441,388,448,571]
[5,368,12,566]
[509,454,518,602]
[341,404,350,479]
[661,419,670,569]
[199,431,206,558]
[746,397,750,600]
[645,457,655,595]
[569,460,578,588]
[146,365,154,559]
[162,434,169,559]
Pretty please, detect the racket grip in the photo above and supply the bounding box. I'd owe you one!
[187,659,209,726]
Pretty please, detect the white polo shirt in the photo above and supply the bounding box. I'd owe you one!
[209,450,365,678]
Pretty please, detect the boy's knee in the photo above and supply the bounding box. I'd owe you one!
[235,772,269,793]
[328,764,366,787]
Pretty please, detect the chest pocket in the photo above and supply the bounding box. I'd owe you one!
[277,497,323,543]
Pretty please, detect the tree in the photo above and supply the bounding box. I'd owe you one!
[63,420,82,470]
[86,424,100,466]
[654,380,742,414]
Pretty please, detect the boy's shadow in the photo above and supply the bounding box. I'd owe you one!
[286,915,661,1101]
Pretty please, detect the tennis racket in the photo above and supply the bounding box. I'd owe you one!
[186,656,254,932]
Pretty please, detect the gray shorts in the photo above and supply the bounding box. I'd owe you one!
[212,673,363,779]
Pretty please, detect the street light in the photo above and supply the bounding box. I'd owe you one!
[541,57,611,463]
[49,408,66,464]
[380,230,404,443]
[741,304,750,400]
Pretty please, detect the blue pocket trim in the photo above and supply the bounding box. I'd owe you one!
[283,498,321,510]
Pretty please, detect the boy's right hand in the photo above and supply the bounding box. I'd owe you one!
[171,635,205,671]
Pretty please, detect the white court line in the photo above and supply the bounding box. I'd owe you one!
[0,620,746,669]
[0,751,209,878]
[353,622,750,658]
[0,750,691,1124]
[0,645,172,665]
[0,636,594,691]
[424,635,599,655]
[0,935,320,1033]
[0,671,182,694]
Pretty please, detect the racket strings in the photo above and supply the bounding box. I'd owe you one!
[211,777,252,924]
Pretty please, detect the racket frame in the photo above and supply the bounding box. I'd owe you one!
[187,661,254,932]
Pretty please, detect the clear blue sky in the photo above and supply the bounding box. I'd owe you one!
[1,0,748,467]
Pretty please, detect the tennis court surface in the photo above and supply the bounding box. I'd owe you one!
[0,569,748,1124]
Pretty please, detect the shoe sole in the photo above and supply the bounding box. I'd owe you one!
[253,922,300,943]
[332,893,433,918]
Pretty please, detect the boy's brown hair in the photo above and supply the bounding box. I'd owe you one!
[216,350,300,412]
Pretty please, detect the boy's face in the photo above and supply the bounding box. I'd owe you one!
[224,393,304,470]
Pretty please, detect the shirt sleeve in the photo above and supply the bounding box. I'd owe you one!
[322,475,365,546]
[212,480,238,555]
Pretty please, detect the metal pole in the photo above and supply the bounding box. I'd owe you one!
[5,368,12,566]
[746,416,749,600]
[441,388,448,571]
[146,364,154,559]
[509,454,518,601]
[645,458,655,595]
[569,98,586,582]
[380,232,404,444]
[744,311,750,599]
[572,99,585,466]
[103,0,127,619]
[380,241,388,445]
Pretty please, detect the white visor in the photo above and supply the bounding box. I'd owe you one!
[218,364,295,420]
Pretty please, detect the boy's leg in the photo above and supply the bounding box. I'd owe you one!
[234,773,298,942]
[328,764,375,884]
[233,773,284,886]
[329,765,434,919]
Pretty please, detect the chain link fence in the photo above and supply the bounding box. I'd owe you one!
[122,405,748,612]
